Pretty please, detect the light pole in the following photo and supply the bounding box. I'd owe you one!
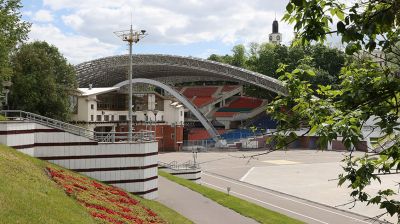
[114,26,147,142]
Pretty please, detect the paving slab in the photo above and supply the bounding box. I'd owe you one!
[157,176,258,224]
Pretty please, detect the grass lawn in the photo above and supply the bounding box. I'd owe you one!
[159,170,305,224]
[0,145,192,224]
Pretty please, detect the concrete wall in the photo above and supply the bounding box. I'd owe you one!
[159,167,201,183]
[0,121,158,199]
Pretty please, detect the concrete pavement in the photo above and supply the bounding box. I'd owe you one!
[202,171,375,224]
[156,176,258,224]
[159,150,397,223]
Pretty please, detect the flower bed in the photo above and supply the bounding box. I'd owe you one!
[46,166,166,224]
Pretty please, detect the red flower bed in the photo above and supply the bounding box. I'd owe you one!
[47,166,166,224]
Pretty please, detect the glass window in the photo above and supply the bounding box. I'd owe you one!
[97,115,102,121]
[104,115,109,122]
[91,104,94,110]
[90,115,94,121]
[119,115,127,121]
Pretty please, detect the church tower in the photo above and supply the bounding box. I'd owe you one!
[269,19,282,44]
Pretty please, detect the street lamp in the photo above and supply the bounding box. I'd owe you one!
[114,26,147,142]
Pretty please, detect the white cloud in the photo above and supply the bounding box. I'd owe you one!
[29,24,119,64]
[30,0,296,63]
[43,0,293,45]
[33,10,54,22]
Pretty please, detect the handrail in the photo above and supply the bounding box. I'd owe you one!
[1,110,96,140]
[0,110,155,143]
[159,160,200,170]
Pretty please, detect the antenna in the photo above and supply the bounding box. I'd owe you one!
[275,12,277,20]
[130,9,133,27]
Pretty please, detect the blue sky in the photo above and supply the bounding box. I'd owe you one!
[21,0,294,64]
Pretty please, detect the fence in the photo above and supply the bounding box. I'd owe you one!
[1,110,155,143]
[182,139,216,151]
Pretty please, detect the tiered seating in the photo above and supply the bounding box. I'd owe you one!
[221,85,238,92]
[228,97,262,108]
[247,115,277,129]
[183,87,218,98]
[214,97,263,118]
[192,97,214,107]
[188,128,226,140]
[213,111,237,117]
[219,129,263,141]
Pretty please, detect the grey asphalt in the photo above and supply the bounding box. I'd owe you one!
[159,151,394,224]
[157,176,258,224]
[202,171,375,224]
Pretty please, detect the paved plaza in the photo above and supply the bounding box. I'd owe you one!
[159,150,399,223]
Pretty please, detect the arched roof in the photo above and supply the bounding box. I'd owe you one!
[75,54,287,95]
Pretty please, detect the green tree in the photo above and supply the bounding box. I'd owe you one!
[268,0,400,221]
[10,41,77,120]
[231,44,247,68]
[0,0,30,81]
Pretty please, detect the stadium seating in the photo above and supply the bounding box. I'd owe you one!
[221,85,238,92]
[188,128,225,140]
[192,96,214,107]
[228,97,262,108]
[214,96,263,117]
[247,115,277,129]
[183,87,218,98]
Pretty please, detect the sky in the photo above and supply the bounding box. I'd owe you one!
[21,0,295,64]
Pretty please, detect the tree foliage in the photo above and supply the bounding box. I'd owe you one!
[208,43,345,99]
[0,0,30,80]
[9,41,77,120]
[268,0,400,221]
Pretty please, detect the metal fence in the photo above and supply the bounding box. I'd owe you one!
[182,139,216,151]
[0,110,154,143]
[159,160,200,170]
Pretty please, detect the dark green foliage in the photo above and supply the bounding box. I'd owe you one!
[0,0,30,81]
[9,41,77,121]
[208,43,345,99]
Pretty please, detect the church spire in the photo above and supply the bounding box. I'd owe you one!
[269,15,282,45]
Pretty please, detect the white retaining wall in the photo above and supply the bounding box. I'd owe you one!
[160,167,202,183]
[0,121,158,199]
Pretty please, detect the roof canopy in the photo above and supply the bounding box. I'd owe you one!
[75,54,287,95]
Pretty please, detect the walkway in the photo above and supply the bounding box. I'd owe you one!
[156,176,258,224]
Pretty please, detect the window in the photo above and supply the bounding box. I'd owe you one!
[161,115,164,121]
[180,111,183,116]
[171,133,175,139]
[69,95,78,114]
[111,115,114,121]
[104,115,109,122]
[91,104,94,110]
[90,115,94,121]
[119,115,127,121]
[97,115,102,121]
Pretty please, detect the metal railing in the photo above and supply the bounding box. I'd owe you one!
[0,110,154,143]
[95,131,155,143]
[182,139,216,151]
[159,160,200,170]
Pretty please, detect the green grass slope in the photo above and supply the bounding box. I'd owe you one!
[0,145,95,224]
[0,145,192,224]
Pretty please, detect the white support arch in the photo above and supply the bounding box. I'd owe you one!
[114,78,221,141]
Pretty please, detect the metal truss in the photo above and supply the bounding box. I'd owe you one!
[114,78,221,141]
[75,54,287,95]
